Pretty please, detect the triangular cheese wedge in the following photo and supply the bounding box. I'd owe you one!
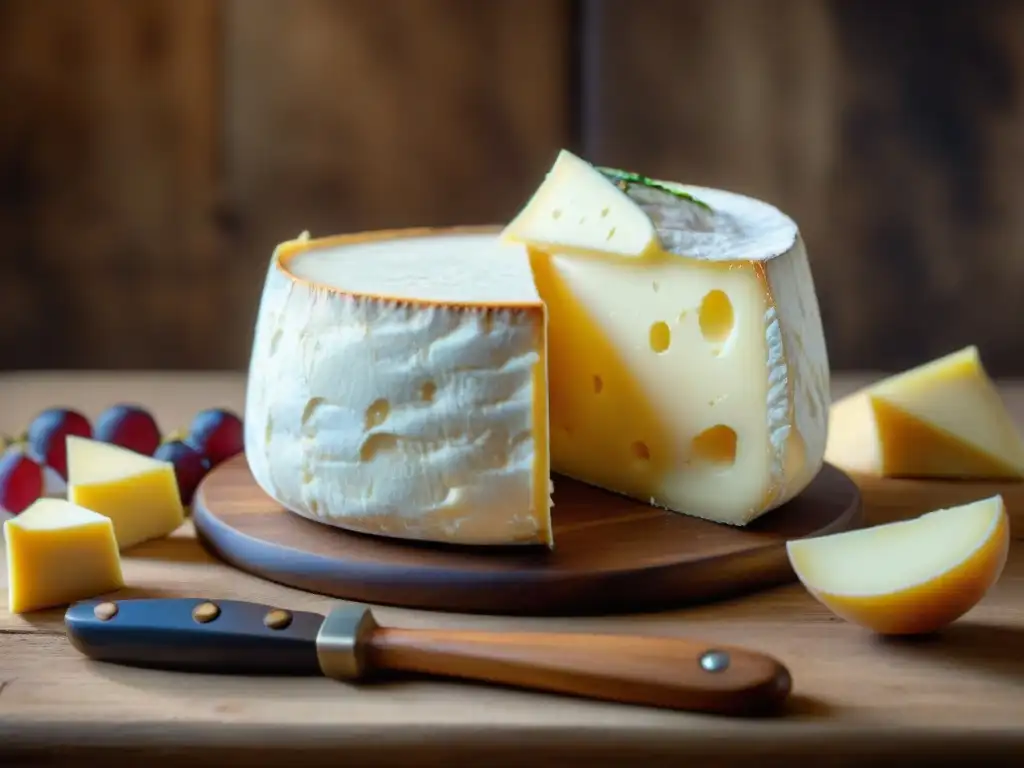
[67,436,186,549]
[245,153,831,545]
[826,346,1024,479]
[5,498,125,613]
[502,149,660,258]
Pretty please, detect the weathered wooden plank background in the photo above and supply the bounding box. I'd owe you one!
[1,0,1023,374]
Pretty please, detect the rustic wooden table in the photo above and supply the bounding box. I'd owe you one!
[0,372,1021,767]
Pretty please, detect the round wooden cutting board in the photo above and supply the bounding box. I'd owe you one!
[192,457,862,615]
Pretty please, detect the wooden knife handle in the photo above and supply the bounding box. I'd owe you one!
[365,627,792,716]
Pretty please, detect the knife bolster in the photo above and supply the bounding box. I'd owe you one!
[316,604,378,680]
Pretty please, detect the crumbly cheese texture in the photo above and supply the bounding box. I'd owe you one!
[505,151,830,524]
[826,346,1024,479]
[245,230,552,546]
[5,498,124,613]
[67,436,186,550]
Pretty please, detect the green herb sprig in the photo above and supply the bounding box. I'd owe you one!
[597,166,712,212]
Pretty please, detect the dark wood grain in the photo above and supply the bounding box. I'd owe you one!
[192,456,862,615]
[0,0,221,370]
[582,0,1024,375]
[218,0,573,368]
[0,0,571,372]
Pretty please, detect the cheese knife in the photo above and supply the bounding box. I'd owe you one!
[64,597,792,716]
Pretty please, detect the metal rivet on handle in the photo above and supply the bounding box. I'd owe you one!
[699,650,730,673]
[94,602,118,621]
[192,601,221,623]
[263,609,293,630]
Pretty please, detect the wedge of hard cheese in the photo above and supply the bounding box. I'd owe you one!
[5,498,124,613]
[505,150,831,526]
[67,436,186,550]
[827,346,1024,479]
[825,346,1024,528]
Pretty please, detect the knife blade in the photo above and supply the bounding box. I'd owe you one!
[65,597,792,716]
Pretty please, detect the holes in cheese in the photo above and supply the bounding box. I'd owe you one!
[826,345,1024,479]
[631,441,651,462]
[365,399,390,429]
[691,425,738,467]
[699,289,734,344]
[245,153,830,544]
[359,433,399,462]
[301,397,324,426]
[649,321,671,353]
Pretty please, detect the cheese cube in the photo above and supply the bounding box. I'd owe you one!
[5,498,124,613]
[827,346,1024,479]
[67,436,185,549]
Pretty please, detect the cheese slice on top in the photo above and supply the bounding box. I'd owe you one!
[504,151,830,525]
[827,346,1024,479]
[502,149,661,259]
[245,229,552,546]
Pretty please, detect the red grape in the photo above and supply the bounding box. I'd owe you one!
[187,408,244,467]
[153,440,209,506]
[94,404,161,456]
[26,407,92,479]
[0,452,43,514]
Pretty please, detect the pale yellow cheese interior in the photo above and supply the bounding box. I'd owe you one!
[502,150,829,525]
[787,495,1005,596]
[532,247,789,518]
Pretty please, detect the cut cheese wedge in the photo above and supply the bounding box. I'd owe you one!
[244,155,830,546]
[786,495,1010,634]
[67,436,186,550]
[5,498,124,613]
[826,346,1024,479]
[505,151,830,525]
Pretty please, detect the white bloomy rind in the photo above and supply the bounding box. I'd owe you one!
[643,181,829,510]
[674,184,830,511]
[244,228,551,547]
